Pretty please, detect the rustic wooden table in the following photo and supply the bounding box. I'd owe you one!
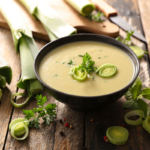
[0,0,150,150]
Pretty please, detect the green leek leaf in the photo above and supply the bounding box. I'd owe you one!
[19,0,77,41]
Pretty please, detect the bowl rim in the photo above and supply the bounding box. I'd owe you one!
[34,33,140,99]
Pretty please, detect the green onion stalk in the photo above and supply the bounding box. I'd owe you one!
[0,54,12,99]
[19,0,77,41]
[0,1,43,107]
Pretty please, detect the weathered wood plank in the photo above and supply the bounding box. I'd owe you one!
[137,0,150,57]
[0,28,21,150]
[5,91,56,150]
[53,102,84,150]
[85,0,150,149]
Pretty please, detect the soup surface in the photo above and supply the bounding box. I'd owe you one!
[39,41,134,96]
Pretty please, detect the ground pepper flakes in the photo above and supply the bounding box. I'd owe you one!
[103,136,108,141]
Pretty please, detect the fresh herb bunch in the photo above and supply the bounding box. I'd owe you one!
[23,94,57,129]
[78,52,97,74]
[116,30,134,46]
[123,77,150,117]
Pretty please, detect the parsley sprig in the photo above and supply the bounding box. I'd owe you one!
[78,52,97,74]
[116,30,134,46]
[81,11,105,22]
[123,77,150,117]
[23,94,57,129]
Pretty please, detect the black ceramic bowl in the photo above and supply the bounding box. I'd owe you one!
[34,34,139,111]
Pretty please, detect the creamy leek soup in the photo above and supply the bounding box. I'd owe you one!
[39,41,134,96]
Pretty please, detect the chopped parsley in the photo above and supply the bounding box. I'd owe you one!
[78,55,84,57]
[104,55,108,58]
[99,49,102,52]
[92,76,95,81]
[56,61,59,64]
[52,74,58,77]
[68,59,75,65]
[98,57,101,59]
[61,61,65,64]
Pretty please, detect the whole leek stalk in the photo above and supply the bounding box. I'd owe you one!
[19,0,77,41]
[0,54,12,99]
[0,1,43,107]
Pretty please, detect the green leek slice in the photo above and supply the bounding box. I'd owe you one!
[142,116,150,134]
[124,110,145,125]
[9,118,29,130]
[9,118,29,140]
[19,0,77,41]
[96,63,117,78]
[0,54,12,85]
[129,46,144,59]
[65,0,95,16]
[69,66,87,81]
[0,1,43,107]
[11,122,29,140]
[106,126,129,145]
[0,89,2,100]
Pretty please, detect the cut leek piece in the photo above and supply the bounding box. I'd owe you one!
[0,89,2,100]
[0,54,12,86]
[142,116,150,134]
[129,46,144,59]
[106,126,129,145]
[124,110,145,125]
[9,118,29,140]
[0,0,43,107]
[9,118,29,130]
[65,0,95,16]
[11,122,29,140]
[96,63,117,78]
[19,0,77,41]
[69,66,87,81]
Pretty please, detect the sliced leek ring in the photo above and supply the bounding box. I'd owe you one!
[124,110,145,125]
[142,116,150,134]
[69,66,87,81]
[129,46,144,59]
[96,63,117,78]
[106,126,129,145]
[11,122,29,140]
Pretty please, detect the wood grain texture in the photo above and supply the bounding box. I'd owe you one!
[4,91,56,150]
[0,0,119,40]
[85,0,150,150]
[53,102,84,150]
[0,28,21,150]
[137,0,150,57]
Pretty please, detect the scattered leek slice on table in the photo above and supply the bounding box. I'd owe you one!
[124,110,145,125]
[129,46,144,59]
[65,0,95,16]
[96,63,117,78]
[142,116,150,134]
[19,0,77,41]
[0,1,43,107]
[9,118,29,140]
[0,54,12,99]
[106,126,129,145]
